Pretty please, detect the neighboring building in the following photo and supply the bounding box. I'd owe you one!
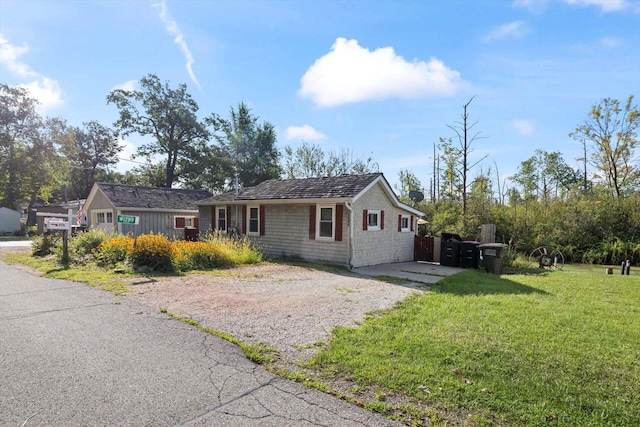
[196,173,424,268]
[31,200,85,234]
[83,183,212,239]
[0,207,21,235]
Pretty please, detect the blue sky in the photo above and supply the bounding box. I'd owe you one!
[1,0,639,193]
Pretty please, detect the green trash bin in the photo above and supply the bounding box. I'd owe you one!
[479,243,508,274]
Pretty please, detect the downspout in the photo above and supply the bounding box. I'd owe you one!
[345,202,354,269]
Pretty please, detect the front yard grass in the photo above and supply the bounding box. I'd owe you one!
[1,252,132,294]
[309,267,640,426]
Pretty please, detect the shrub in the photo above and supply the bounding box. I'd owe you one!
[173,240,233,271]
[67,229,110,263]
[31,233,59,257]
[132,234,175,272]
[96,235,134,266]
[201,233,263,266]
[23,224,37,237]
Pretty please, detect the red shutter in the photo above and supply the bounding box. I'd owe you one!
[242,205,247,234]
[259,205,265,236]
[410,215,414,231]
[363,210,368,231]
[194,217,199,229]
[381,210,385,230]
[398,215,402,232]
[175,217,186,228]
[335,204,343,242]
[309,205,316,239]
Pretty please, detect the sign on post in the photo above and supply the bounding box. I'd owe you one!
[117,215,140,225]
[45,219,70,230]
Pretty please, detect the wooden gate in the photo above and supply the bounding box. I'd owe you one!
[414,236,434,262]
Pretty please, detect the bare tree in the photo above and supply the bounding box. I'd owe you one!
[441,96,487,229]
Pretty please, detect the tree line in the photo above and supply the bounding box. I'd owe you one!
[2,75,638,263]
[395,95,640,264]
[1,74,377,218]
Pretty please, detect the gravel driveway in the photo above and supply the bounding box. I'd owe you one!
[128,264,423,368]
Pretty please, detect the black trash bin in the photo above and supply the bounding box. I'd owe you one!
[440,233,462,267]
[184,227,199,242]
[479,243,508,274]
[461,241,481,269]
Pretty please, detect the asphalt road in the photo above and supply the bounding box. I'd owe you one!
[0,259,401,427]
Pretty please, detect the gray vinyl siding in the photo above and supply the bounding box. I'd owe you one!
[202,203,350,265]
[199,206,213,233]
[351,182,416,267]
[117,210,198,239]
[254,204,349,265]
[197,181,418,268]
[85,189,116,230]
[88,190,115,211]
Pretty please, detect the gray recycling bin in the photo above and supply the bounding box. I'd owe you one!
[479,243,508,274]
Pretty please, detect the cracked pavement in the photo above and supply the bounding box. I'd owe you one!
[0,260,401,426]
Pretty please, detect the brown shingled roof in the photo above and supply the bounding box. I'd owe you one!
[198,173,383,203]
[96,183,212,210]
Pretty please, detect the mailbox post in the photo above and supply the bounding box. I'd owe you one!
[38,209,73,267]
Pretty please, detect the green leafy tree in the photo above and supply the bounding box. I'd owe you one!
[282,142,378,179]
[283,143,325,179]
[209,102,282,188]
[119,162,167,188]
[180,144,230,192]
[107,74,209,188]
[1,84,43,209]
[59,121,121,198]
[570,95,640,199]
[0,85,66,216]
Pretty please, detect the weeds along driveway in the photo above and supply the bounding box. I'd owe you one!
[127,263,424,369]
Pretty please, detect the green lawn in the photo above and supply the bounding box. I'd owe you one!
[0,235,29,241]
[310,267,640,426]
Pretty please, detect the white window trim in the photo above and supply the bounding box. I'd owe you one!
[174,215,196,229]
[316,204,335,240]
[247,205,260,235]
[216,207,227,233]
[401,215,411,232]
[93,209,113,224]
[367,209,381,231]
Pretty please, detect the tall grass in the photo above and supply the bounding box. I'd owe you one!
[310,268,640,426]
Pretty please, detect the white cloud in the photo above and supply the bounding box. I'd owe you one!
[512,0,550,12]
[298,38,467,107]
[153,0,201,89]
[285,125,327,141]
[598,37,623,48]
[509,119,536,136]
[18,78,63,112]
[515,0,633,12]
[563,0,629,12]
[112,80,137,92]
[483,21,531,42]
[0,34,63,113]
[0,35,37,77]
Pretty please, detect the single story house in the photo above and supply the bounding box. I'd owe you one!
[0,207,21,235]
[196,173,424,268]
[83,183,212,239]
